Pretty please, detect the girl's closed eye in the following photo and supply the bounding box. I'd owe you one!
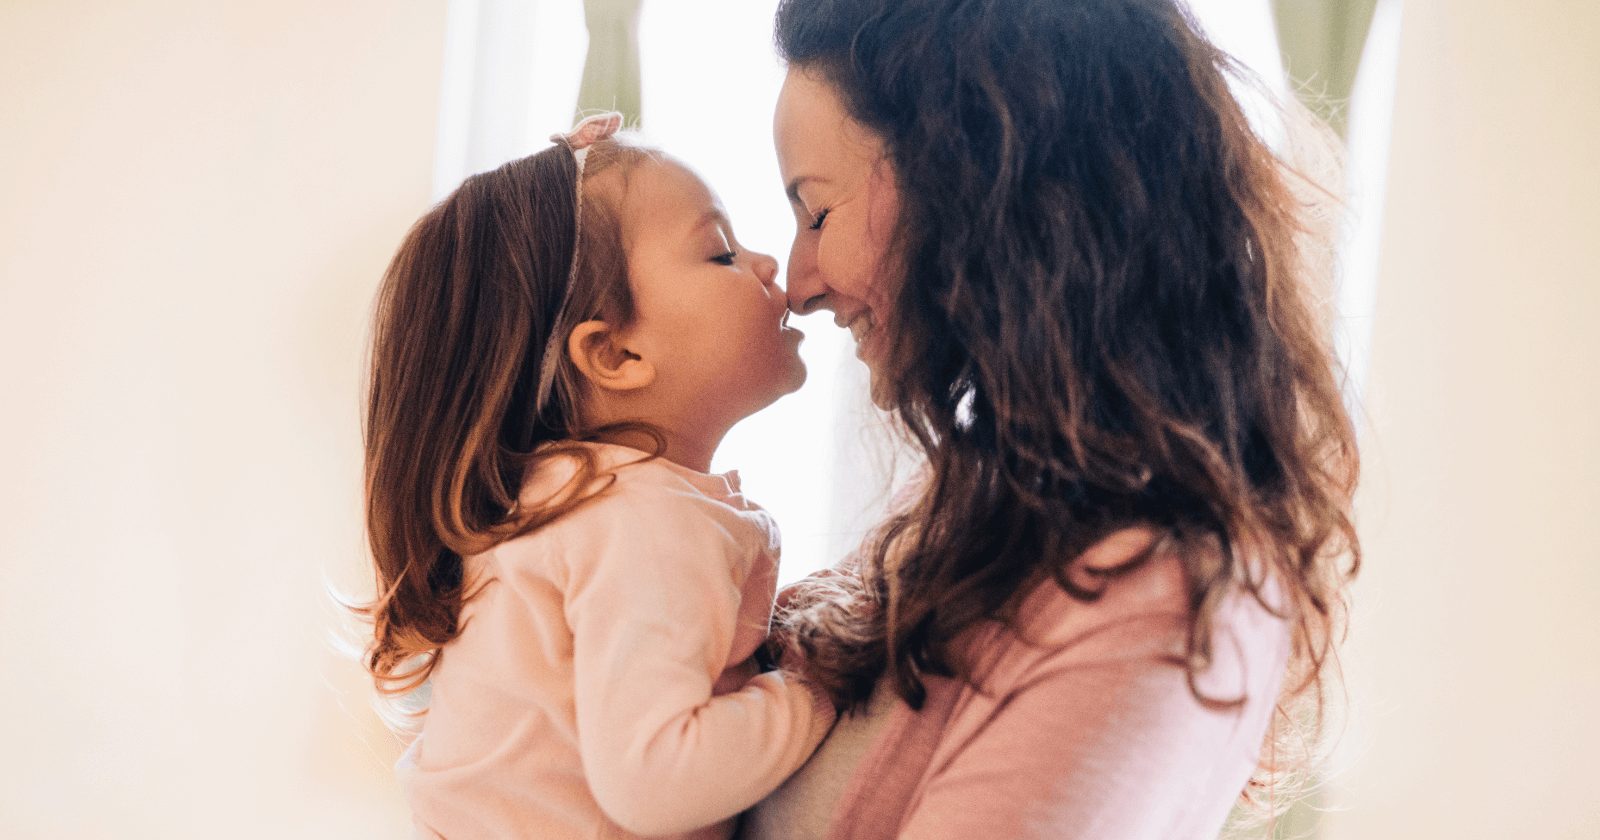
[711,250,738,266]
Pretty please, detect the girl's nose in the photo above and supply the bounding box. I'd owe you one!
[753,251,780,287]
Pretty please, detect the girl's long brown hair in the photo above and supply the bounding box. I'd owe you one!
[773,0,1358,804]
[357,139,657,698]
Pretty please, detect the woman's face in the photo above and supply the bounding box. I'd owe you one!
[773,67,902,401]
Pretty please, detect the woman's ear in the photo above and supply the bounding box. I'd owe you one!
[566,320,655,392]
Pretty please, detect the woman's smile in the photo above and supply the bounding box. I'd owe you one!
[841,310,877,360]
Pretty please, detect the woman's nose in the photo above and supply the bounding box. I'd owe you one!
[785,240,827,315]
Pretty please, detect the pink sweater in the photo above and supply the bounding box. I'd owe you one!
[399,443,837,839]
[745,528,1291,840]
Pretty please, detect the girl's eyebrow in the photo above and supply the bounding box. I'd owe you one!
[691,208,732,237]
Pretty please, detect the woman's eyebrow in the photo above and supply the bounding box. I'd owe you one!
[784,175,829,206]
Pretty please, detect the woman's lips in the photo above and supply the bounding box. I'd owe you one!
[843,311,875,356]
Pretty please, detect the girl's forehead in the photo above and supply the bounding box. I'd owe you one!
[619,159,726,233]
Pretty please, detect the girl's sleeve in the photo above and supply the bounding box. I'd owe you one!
[560,490,837,837]
[897,606,1288,840]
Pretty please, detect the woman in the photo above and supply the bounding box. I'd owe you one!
[743,0,1358,838]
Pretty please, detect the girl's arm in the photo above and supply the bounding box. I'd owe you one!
[560,490,836,837]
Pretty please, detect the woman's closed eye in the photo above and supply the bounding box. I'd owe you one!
[711,250,738,266]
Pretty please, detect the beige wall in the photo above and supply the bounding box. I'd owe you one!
[1325,1,1600,838]
[0,1,442,836]
[3,1,1598,837]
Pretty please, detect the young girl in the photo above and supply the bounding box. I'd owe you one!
[359,113,834,839]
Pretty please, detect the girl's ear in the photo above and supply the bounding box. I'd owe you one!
[566,320,655,392]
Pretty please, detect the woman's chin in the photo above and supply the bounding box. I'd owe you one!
[865,366,893,410]
[856,331,893,409]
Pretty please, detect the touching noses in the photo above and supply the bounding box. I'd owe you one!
[784,237,826,315]
[751,251,789,318]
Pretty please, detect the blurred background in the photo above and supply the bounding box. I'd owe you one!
[1,0,1595,837]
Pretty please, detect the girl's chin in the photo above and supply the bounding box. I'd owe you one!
[757,351,808,403]
[782,353,809,394]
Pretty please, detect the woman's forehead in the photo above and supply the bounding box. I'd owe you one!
[774,68,839,152]
[774,68,882,180]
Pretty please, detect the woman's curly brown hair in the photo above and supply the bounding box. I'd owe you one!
[772,0,1359,806]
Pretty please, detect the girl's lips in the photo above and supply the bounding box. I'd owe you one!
[779,310,804,340]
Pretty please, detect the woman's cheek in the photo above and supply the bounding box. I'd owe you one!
[817,231,873,303]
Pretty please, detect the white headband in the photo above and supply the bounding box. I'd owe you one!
[532,112,626,420]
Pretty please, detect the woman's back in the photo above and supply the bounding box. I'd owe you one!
[746,530,1290,839]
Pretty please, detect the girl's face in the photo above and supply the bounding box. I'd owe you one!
[613,158,807,428]
[773,68,903,404]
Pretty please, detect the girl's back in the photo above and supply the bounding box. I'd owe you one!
[359,116,829,838]
[401,443,826,839]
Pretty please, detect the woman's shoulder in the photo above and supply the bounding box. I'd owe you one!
[893,532,1294,840]
[1003,527,1183,651]
[962,527,1291,694]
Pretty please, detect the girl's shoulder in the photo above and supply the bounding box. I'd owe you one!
[487,441,776,575]
[519,441,752,515]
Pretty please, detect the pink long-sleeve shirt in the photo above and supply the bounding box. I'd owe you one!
[744,527,1291,840]
[398,443,836,839]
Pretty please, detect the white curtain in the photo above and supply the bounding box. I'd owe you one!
[432,0,541,197]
